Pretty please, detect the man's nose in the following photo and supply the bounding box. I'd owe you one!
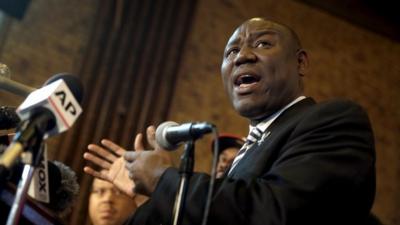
[102,190,115,201]
[234,46,257,66]
[219,162,228,170]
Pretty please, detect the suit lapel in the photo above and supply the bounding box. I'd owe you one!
[227,97,316,178]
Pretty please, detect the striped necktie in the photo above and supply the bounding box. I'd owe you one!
[229,127,262,174]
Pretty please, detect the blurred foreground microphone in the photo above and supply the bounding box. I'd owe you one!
[37,161,79,218]
[0,64,81,99]
[0,106,20,131]
[38,160,79,218]
[0,107,20,146]
[27,143,50,203]
[156,121,214,150]
[0,63,36,97]
[0,73,83,169]
[7,159,80,218]
[0,107,20,185]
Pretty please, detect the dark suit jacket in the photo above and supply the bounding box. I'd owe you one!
[126,98,376,225]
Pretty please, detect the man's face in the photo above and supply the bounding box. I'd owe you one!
[216,148,239,178]
[221,18,304,120]
[89,179,137,225]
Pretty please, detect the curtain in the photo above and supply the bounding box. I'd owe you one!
[52,0,198,224]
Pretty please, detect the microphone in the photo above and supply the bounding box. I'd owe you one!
[0,106,20,130]
[0,63,36,97]
[5,159,79,217]
[0,63,81,101]
[39,160,79,217]
[0,106,20,146]
[1,141,79,217]
[16,73,83,136]
[155,121,215,150]
[0,73,84,169]
[43,73,84,103]
[0,107,20,183]
[27,143,50,203]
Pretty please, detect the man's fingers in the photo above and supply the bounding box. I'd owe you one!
[124,151,139,162]
[83,152,112,169]
[124,161,135,180]
[146,126,157,148]
[124,152,139,181]
[147,125,165,151]
[87,144,118,162]
[101,139,126,156]
[134,133,145,152]
[83,166,108,181]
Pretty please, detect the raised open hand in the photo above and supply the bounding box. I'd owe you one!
[83,139,135,197]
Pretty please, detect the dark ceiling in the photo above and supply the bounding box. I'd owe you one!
[0,0,398,42]
[296,0,400,42]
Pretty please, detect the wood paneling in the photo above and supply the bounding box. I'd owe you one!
[168,0,400,224]
[52,0,197,224]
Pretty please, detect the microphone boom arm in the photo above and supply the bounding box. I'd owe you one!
[0,76,35,97]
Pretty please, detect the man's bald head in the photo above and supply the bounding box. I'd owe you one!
[240,17,302,52]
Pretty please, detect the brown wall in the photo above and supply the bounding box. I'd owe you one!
[0,0,98,154]
[168,0,400,225]
[0,0,399,224]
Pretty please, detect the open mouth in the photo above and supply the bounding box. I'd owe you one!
[234,74,260,86]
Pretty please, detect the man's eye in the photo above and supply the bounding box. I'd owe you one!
[113,189,122,196]
[92,189,104,195]
[256,41,272,48]
[226,48,239,57]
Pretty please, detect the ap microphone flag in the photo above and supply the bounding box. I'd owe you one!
[16,78,82,137]
[0,74,83,169]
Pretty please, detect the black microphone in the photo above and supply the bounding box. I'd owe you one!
[0,106,20,130]
[43,73,84,103]
[0,106,20,147]
[4,160,79,218]
[155,121,215,150]
[41,160,79,218]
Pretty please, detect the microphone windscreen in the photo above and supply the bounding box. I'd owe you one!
[0,106,20,130]
[4,160,79,218]
[155,121,179,150]
[44,73,84,103]
[45,160,79,216]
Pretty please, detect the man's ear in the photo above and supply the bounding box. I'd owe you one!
[296,49,308,77]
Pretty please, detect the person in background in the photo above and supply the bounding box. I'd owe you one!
[212,134,245,178]
[89,177,137,225]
